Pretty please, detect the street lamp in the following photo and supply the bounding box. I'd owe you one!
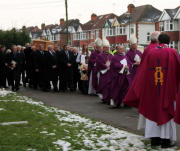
[124,12,131,47]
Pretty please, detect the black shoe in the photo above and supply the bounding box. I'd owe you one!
[16,87,20,91]
[42,89,49,92]
[70,89,75,92]
[62,89,67,92]
[53,89,58,92]
[151,137,161,146]
[161,139,176,148]
[102,99,106,104]
[23,82,26,87]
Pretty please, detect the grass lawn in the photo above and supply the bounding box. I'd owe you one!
[0,90,179,151]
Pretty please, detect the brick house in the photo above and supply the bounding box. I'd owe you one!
[26,26,42,42]
[71,13,117,49]
[41,19,80,49]
[155,7,180,51]
[103,4,162,48]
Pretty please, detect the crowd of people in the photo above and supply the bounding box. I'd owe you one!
[0,32,180,149]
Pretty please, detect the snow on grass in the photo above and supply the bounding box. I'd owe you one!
[0,108,5,111]
[0,90,179,151]
[53,140,71,151]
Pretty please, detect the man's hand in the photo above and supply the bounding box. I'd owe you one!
[52,65,57,69]
[134,61,140,65]
[124,65,129,70]
[67,63,71,67]
[35,69,39,72]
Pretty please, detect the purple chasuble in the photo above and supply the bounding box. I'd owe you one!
[109,53,131,106]
[96,52,113,103]
[126,48,142,84]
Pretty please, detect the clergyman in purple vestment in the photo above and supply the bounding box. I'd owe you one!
[88,38,102,94]
[96,38,113,104]
[110,45,131,107]
[126,37,142,84]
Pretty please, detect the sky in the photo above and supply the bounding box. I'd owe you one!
[0,0,179,30]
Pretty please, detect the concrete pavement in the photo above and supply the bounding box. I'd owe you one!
[19,87,180,146]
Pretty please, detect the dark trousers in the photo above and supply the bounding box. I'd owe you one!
[81,80,88,95]
[0,74,6,88]
[61,80,74,91]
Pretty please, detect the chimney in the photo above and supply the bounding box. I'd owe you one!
[127,4,135,13]
[91,13,97,21]
[60,18,65,26]
[41,23,45,30]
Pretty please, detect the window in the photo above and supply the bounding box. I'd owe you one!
[169,41,178,49]
[159,22,164,31]
[96,30,99,38]
[91,31,95,39]
[130,24,135,34]
[116,25,126,35]
[165,20,174,31]
[147,32,150,42]
[106,27,115,36]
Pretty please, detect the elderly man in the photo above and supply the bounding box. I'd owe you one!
[124,33,180,148]
[141,31,161,64]
[6,45,21,91]
[96,38,113,104]
[110,45,131,107]
[88,38,102,94]
[43,45,58,92]
[17,45,25,86]
[126,37,142,84]
[72,47,80,90]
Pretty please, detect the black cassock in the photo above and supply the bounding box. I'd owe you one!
[44,51,58,91]
[6,52,21,91]
[58,50,74,91]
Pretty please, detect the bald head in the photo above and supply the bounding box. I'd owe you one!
[151,31,161,42]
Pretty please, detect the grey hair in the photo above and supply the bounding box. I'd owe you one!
[151,31,161,42]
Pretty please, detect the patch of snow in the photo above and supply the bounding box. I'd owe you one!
[40,131,48,134]
[53,140,71,151]
[0,108,5,111]
[47,133,55,136]
[0,89,14,97]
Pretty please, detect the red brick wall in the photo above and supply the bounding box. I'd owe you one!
[162,31,179,41]
[115,35,127,44]
[155,22,160,31]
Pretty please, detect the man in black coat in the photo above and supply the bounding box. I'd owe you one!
[72,47,80,90]
[6,45,21,91]
[33,44,45,89]
[0,45,7,88]
[58,44,74,92]
[43,45,58,92]
[17,45,25,86]
[24,43,32,87]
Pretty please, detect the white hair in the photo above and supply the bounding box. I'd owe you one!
[150,31,161,42]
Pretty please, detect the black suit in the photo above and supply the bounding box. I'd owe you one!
[58,50,74,91]
[24,47,32,85]
[43,51,58,91]
[6,52,21,91]
[0,51,7,88]
[19,51,25,84]
[33,50,45,88]
[72,53,80,90]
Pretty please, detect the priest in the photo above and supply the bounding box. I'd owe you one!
[124,33,180,148]
[141,31,161,64]
[126,36,142,84]
[96,38,113,104]
[88,38,102,94]
[109,45,131,107]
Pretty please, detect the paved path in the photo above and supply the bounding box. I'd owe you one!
[19,87,180,146]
